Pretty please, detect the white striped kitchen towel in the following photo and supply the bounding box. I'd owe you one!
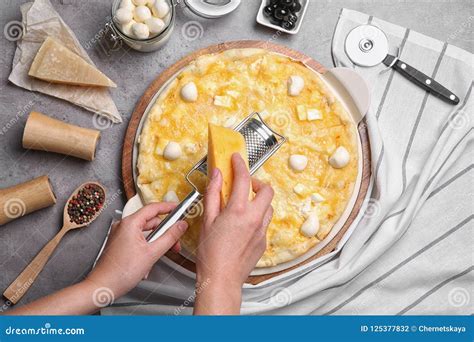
[102,9,473,315]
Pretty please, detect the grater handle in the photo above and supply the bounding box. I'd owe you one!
[146,190,202,243]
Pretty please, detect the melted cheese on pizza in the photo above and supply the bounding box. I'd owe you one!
[137,49,358,267]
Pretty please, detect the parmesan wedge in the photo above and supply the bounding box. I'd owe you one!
[28,37,116,88]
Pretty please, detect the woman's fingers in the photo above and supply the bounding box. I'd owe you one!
[252,205,273,242]
[261,205,273,231]
[228,153,251,208]
[252,178,270,193]
[171,241,181,253]
[203,168,222,226]
[149,220,188,260]
[143,216,162,231]
[252,180,274,212]
[142,219,183,253]
[130,202,178,224]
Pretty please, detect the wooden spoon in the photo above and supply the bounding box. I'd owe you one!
[3,182,106,305]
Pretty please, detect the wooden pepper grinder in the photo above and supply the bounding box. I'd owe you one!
[0,176,56,226]
[22,112,101,161]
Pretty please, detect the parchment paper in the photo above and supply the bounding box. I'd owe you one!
[8,0,122,123]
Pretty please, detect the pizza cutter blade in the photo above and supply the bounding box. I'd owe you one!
[345,25,460,105]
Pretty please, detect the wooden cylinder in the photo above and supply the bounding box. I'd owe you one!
[22,112,100,161]
[0,176,56,226]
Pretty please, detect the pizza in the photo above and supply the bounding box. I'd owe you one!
[136,48,359,267]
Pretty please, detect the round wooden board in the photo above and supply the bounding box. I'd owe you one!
[122,40,372,285]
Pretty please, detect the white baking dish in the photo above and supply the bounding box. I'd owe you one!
[122,47,371,286]
[256,0,309,35]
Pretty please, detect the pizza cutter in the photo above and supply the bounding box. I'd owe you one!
[146,112,286,243]
[345,25,459,105]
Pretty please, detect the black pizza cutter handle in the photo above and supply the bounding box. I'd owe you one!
[383,55,460,105]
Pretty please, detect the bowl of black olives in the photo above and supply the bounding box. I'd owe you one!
[256,0,308,34]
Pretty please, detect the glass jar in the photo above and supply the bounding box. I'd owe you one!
[108,0,175,52]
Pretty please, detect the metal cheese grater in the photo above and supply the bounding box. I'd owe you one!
[146,112,286,243]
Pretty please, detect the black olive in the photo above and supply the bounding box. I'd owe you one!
[279,0,293,6]
[263,5,273,17]
[269,16,283,26]
[290,1,302,12]
[286,13,298,23]
[274,7,288,20]
[281,20,296,30]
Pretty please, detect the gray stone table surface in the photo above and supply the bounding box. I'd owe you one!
[0,0,472,310]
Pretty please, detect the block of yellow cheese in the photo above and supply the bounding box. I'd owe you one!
[207,124,252,208]
[28,37,116,88]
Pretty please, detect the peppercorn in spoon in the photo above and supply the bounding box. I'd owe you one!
[3,182,106,305]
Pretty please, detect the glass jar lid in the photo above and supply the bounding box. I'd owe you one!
[184,0,241,19]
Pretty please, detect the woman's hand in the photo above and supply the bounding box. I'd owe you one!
[85,202,188,300]
[5,203,187,315]
[194,153,274,315]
